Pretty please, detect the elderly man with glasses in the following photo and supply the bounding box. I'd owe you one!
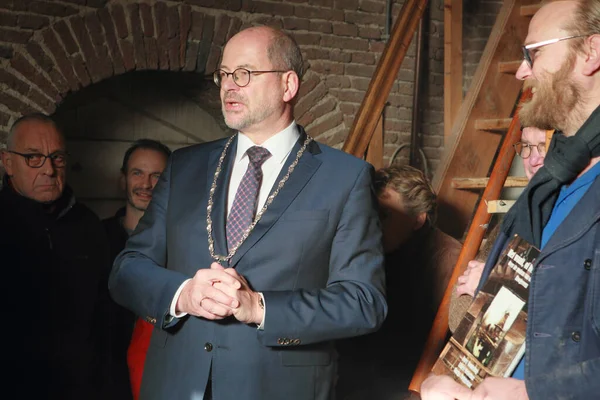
[0,113,111,399]
[421,1,600,399]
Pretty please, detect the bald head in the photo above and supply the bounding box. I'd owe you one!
[7,114,64,150]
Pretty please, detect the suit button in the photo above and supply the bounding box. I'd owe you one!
[278,338,284,345]
[292,339,301,345]
[584,259,592,270]
[571,331,581,342]
[204,342,213,352]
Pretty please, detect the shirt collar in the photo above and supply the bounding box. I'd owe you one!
[235,121,300,164]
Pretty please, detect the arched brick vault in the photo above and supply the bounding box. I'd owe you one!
[0,0,409,152]
[0,0,503,171]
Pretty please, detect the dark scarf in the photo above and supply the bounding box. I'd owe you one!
[502,105,600,247]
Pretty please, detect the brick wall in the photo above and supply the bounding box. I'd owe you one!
[0,0,503,178]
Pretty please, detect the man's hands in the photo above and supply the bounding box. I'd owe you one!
[421,374,529,400]
[456,260,485,297]
[175,262,263,325]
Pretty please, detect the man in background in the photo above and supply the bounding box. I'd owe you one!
[0,113,110,399]
[338,165,461,400]
[103,139,171,400]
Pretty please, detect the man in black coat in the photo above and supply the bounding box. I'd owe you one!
[0,113,110,399]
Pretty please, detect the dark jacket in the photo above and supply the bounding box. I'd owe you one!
[0,176,111,399]
[103,207,135,400]
[479,176,600,400]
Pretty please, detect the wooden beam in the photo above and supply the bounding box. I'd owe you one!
[451,176,529,189]
[474,117,512,131]
[521,3,541,17]
[342,0,428,158]
[365,113,384,169]
[498,60,523,74]
[487,199,516,213]
[444,0,463,139]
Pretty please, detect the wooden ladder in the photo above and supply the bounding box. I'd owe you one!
[408,0,543,393]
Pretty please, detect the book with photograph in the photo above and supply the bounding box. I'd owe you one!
[431,234,540,389]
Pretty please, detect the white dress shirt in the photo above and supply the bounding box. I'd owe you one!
[169,122,301,327]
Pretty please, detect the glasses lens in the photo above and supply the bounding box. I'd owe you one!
[537,143,547,156]
[522,47,532,67]
[27,154,45,167]
[213,70,221,87]
[50,152,67,167]
[233,69,250,87]
[514,142,525,158]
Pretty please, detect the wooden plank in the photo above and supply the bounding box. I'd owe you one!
[474,117,512,131]
[431,0,536,239]
[521,3,541,16]
[444,0,463,139]
[498,60,523,74]
[487,199,516,213]
[451,176,529,189]
[342,0,428,157]
[365,113,384,169]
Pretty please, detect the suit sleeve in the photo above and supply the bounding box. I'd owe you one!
[108,156,189,330]
[257,164,388,346]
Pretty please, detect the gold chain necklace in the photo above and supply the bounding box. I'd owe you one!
[207,134,313,263]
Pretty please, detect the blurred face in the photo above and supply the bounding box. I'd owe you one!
[1,121,66,203]
[378,187,422,254]
[219,28,288,136]
[521,127,547,180]
[516,1,584,134]
[124,148,167,212]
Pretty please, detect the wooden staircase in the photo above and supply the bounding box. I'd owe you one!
[433,0,542,239]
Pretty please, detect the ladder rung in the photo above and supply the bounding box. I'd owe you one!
[487,200,516,213]
[520,4,541,17]
[475,118,513,132]
[498,60,523,74]
[452,176,529,189]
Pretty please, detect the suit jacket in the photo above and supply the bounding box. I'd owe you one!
[109,128,387,400]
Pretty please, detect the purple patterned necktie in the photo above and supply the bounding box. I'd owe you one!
[226,146,272,251]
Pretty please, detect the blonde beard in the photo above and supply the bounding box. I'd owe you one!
[518,53,584,136]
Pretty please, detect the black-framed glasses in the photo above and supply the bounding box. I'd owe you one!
[6,150,69,168]
[522,35,587,67]
[513,142,546,159]
[213,68,287,88]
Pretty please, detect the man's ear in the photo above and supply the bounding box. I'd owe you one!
[413,212,427,231]
[582,34,600,76]
[1,150,13,176]
[282,71,300,103]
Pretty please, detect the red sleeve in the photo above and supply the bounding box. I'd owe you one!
[127,319,154,400]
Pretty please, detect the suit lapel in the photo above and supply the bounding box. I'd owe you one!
[229,131,322,267]
[207,136,237,262]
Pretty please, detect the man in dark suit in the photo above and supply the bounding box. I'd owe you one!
[109,26,387,400]
[0,114,110,399]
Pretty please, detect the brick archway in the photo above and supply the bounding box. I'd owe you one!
[0,1,240,122]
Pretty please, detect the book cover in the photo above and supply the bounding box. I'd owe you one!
[431,234,540,389]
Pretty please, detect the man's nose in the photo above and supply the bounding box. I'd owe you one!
[41,157,56,176]
[515,60,531,80]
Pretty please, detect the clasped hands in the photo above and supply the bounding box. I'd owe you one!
[175,262,263,325]
[420,374,528,400]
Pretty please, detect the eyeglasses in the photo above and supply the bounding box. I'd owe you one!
[522,35,587,67]
[513,142,546,159]
[213,68,287,88]
[6,150,69,168]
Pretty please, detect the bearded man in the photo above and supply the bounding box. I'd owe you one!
[421,1,600,399]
